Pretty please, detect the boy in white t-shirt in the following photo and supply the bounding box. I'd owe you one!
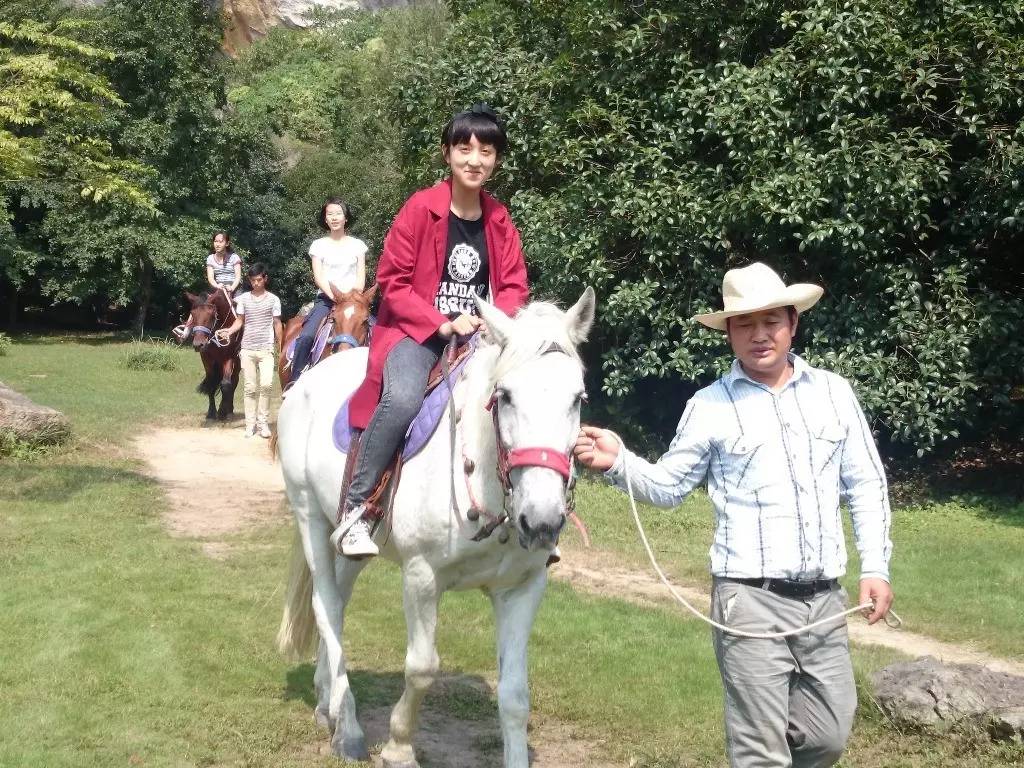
[290,196,368,382]
[218,262,283,438]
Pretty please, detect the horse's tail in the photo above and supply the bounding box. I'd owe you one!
[276,527,316,660]
[197,368,219,396]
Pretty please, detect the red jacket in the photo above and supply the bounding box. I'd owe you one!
[349,179,529,429]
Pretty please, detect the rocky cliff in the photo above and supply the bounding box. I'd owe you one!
[72,0,423,54]
[222,0,421,53]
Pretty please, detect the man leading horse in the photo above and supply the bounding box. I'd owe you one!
[575,262,894,768]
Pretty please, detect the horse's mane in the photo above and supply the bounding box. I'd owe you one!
[484,300,583,387]
[197,289,232,313]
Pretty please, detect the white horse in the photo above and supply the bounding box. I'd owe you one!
[275,288,595,767]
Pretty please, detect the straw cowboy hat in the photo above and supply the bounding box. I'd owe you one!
[693,262,824,331]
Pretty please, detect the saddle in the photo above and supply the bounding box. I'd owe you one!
[283,313,334,373]
[336,339,477,529]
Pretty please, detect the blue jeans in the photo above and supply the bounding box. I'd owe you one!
[345,337,443,509]
[291,294,333,381]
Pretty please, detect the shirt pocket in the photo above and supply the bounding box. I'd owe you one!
[719,432,772,491]
[810,423,846,474]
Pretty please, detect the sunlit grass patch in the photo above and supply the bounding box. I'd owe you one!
[122,339,186,372]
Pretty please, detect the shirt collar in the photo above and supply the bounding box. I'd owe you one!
[724,352,812,392]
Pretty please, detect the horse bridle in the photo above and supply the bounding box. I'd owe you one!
[447,338,586,543]
[192,304,232,347]
[486,341,579,491]
[176,287,236,346]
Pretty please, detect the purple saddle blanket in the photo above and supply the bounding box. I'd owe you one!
[332,349,474,461]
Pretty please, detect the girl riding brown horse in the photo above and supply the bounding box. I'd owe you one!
[184,288,241,420]
[278,284,377,390]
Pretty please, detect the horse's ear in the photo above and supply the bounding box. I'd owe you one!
[184,292,199,307]
[474,295,514,347]
[327,282,343,302]
[564,286,596,345]
[363,283,378,304]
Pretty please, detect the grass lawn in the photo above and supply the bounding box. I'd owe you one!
[567,469,1024,662]
[1,335,1022,767]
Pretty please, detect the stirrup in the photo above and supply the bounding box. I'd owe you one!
[330,504,366,553]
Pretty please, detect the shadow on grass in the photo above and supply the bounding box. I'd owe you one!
[3,330,139,347]
[0,462,157,503]
[283,665,499,721]
[974,498,1024,528]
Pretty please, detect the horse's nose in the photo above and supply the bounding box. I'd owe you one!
[518,512,565,552]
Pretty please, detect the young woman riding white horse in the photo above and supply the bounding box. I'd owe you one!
[275,287,595,767]
[333,103,530,559]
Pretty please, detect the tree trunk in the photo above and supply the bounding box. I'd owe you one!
[134,254,154,337]
[1,280,16,329]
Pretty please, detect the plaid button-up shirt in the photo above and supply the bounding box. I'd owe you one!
[605,354,892,582]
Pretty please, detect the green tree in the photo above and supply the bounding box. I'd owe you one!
[0,3,155,324]
[227,5,448,314]
[397,0,1024,457]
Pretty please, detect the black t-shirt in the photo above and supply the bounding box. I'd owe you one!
[435,212,489,318]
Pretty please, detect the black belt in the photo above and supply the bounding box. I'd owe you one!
[731,577,838,600]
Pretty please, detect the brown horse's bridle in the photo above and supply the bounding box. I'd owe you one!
[192,289,236,348]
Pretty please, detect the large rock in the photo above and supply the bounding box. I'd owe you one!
[222,0,423,52]
[72,0,426,54]
[0,381,71,446]
[874,657,1024,742]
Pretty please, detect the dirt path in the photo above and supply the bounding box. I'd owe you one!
[552,548,1024,677]
[133,423,290,558]
[133,424,619,768]
[133,424,1024,765]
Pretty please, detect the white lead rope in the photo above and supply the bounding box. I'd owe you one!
[608,430,903,639]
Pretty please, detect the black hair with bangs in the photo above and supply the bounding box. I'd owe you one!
[442,103,508,157]
[319,196,353,231]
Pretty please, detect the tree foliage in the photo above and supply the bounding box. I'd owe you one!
[397,0,1024,456]
[0,2,156,315]
[227,5,448,313]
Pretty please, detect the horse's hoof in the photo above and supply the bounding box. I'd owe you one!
[331,733,370,761]
[381,760,419,768]
[205,414,216,421]
[313,706,331,731]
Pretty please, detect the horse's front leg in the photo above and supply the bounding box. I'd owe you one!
[381,557,440,768]
[491,567,548,768]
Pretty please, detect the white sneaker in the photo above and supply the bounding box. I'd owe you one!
[258,423,272,439]
[330,506,379,559]
[244,424,256,438]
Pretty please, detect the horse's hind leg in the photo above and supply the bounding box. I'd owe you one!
[200,357,217,420]
[326,553,370,759]
[381,558,440,768]
[491,569,548,768]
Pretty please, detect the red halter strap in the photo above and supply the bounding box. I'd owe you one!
[506,447,571,479]
[488,393,573,492]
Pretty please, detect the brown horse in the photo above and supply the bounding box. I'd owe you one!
[279,284,376,389]
[183,289,241,420]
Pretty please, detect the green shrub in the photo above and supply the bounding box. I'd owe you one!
[0,332,11,356]
[0,429,58,460]
[397,0,1024,457]
[123,340,182,371]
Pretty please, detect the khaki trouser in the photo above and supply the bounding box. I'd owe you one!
[711,578,857,768]
[239,348,275,431]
